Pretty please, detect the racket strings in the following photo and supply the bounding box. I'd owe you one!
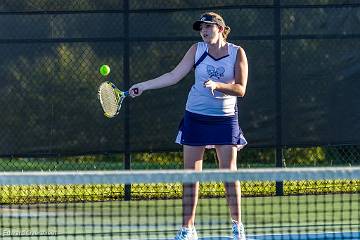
[99,84,119,117]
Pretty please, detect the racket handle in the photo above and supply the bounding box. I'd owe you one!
[133,88,139,94]
[124,88,139,96]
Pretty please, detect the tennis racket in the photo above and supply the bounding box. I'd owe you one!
[97,81,138,118]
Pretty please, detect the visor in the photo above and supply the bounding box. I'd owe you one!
[193,14,225,31]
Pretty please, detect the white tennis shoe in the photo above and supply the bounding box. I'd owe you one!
[232,221,246,240]
[174,226,198,240]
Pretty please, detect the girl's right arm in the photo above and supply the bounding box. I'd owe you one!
[129,44,197,97]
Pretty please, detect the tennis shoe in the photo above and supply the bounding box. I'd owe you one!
[232,221,246,240]
[174,226,198,240]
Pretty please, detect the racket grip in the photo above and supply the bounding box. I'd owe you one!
[124,88,138,96]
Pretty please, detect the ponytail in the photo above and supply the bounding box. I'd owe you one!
[223,26,231,41]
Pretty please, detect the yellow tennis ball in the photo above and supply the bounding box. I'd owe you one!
[100,65,110,76]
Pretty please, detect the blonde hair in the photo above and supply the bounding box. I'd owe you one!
[203,12,231,41]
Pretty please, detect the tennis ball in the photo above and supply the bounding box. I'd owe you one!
[100,65,110,76]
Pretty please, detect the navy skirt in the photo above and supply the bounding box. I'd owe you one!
[175,111,247,150]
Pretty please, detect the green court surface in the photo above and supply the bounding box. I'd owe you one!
[1,193,359,240]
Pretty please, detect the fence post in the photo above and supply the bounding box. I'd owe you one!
[123,0,131,201]
[274,0,285,196]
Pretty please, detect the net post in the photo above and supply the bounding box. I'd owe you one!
[275,148,285,196]
[124,153,131,200]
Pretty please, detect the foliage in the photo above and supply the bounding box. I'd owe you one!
[1,179,358,204]
[284,147,326,166]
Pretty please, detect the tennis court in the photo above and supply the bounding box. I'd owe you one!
[1,168,359,239]
[1,195,359,239]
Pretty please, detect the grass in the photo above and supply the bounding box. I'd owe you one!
[0,158,124,171]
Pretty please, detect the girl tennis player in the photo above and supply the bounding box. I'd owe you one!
[129,12,248,240]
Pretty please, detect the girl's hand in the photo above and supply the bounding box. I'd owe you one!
[129,83,146,97]
[203,80,218,95]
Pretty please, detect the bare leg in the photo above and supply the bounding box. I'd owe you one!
[215,145,241,223]
[182,145,205,227]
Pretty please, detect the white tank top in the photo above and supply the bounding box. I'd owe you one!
[185,42,239,116]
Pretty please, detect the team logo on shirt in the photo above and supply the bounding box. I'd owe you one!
[207,65,225,79]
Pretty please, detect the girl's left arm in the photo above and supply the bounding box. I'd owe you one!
[204,47,248,97]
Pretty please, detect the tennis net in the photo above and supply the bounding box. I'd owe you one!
[0,167,359,239]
